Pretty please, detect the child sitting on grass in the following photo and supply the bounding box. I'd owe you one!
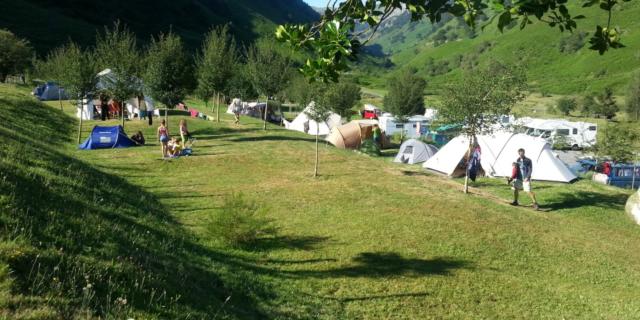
[167,137,183,158]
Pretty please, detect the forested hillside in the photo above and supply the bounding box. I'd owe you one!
[355,1,640,95]
[0,0,319,54]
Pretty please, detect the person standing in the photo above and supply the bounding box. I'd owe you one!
[372,124,382,149]
[138,95,147,121]
[511,148,539,210]
[179,119,191,148]
[146,97,154,126]
[157,120,169,158]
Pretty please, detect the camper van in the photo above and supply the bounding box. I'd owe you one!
[378,114,430,139]
[518,118,597,149]
[362,104,382,119]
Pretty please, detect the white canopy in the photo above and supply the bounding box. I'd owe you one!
[423,132,577,183]
[283,103,342,135]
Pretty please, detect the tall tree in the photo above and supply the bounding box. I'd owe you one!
[0,29,33,82]
[143,32,193,126]
[322,81,361,120]
[626,71,640,121]
[196,25,238,122]
[595,87,619,120]
[286,74,316,109]
[95,22,140,129]
[383,70,426,141]
[226,63,258,102]
[557,97,577,116]
[438,61,527,193]
[597,123,638,163]
[581,94,598,117]
[43,42,99,143]
[246,39,292,130]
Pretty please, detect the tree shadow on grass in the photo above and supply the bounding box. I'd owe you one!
[227,135,317,143]
[543,190,629,211]
[401,170,429,177]
[192,127,256,140]
[250,235,331,252]
[316,252,469,278]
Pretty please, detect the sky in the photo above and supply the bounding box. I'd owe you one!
[303,0,329,8]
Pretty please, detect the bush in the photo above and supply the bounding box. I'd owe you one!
[207,194,274,248]
[0,29,33,82]
[557,97,577,115]
[552,134,571,150]
[558,32,588,53]
[546,104,558,115]
[359,139,380,156]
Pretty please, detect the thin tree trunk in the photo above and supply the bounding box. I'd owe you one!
[58,88,63,112]
[314,132,319,177]
[77,99,83,144]
[463,137,474,194]
[121,99,125,129]
[217,93,221,123]
[263,97,268,130]
[165,99,170,129]
[214,91,216,113]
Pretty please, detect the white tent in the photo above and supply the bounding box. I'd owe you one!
[125,96,156,119]
[227,98,243,115]
[76,98,96,120]
[394,139,438,164]
[283,102,342,135]
[423,132,577,183]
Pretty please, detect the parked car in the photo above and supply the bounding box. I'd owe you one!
[592,163,640,189]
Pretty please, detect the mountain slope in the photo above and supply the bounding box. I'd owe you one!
[358,1,640,95]
[0,0,319,54]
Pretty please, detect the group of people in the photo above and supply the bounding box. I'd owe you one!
[157,119,193,158]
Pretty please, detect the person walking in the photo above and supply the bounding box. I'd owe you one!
[511,148,539,210]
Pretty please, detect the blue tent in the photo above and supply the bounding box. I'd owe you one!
[33,82,68,101]
[79,126,137,150]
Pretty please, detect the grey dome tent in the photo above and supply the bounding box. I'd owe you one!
[33,82,68,101]
[394,139,439,164]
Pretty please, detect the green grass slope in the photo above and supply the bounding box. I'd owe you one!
[361,2,640,95]
[0,0,319,54]
[1,84,640,318]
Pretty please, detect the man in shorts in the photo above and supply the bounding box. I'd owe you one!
[511,148,539,210]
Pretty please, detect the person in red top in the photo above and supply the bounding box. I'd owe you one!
[602,161,612,176]
[507,162,518,185]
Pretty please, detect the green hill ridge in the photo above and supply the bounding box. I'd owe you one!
[0,0,319,54]
[357,1,640,95]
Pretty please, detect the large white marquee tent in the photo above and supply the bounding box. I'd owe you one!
[423,132,577,183]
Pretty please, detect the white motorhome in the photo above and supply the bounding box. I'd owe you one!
[378,114,430,139]
[516,117,597,149]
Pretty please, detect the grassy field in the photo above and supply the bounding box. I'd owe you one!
[1,83,640,319]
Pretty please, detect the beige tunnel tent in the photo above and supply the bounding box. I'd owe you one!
[326,120,378,149]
